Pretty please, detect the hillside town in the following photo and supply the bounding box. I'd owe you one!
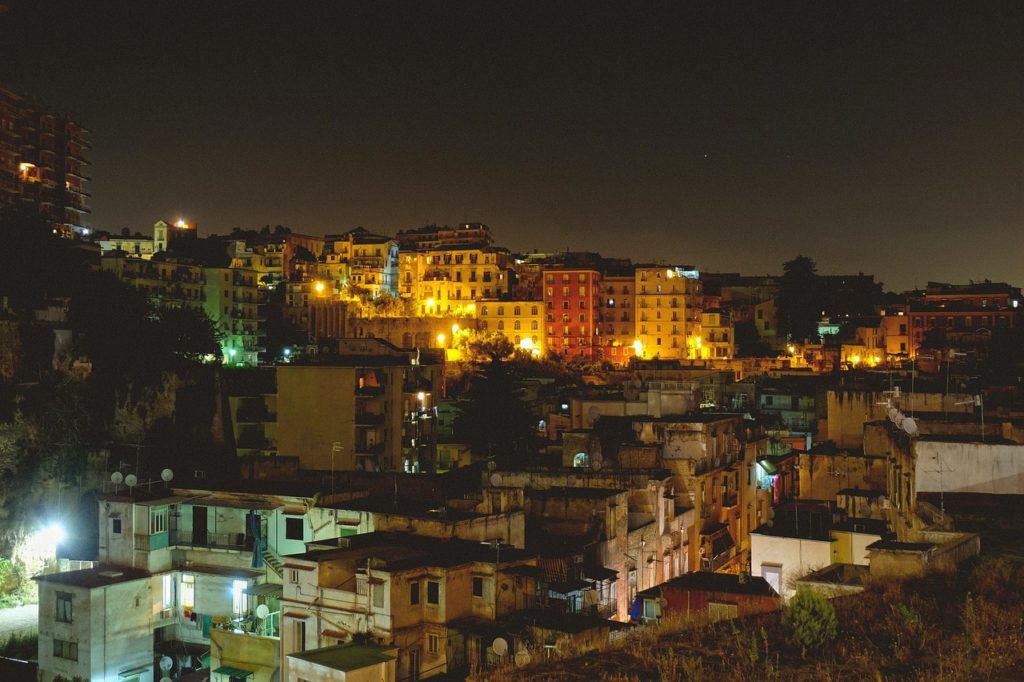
[0,80,1022,682]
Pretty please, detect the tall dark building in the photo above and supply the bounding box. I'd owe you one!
[0,85,90,237]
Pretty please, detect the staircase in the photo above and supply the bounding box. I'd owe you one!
[263,548,285,577]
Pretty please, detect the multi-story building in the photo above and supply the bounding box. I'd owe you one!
[476,299,544,354]
[35,480,352,682]
[400,246,511,313]
[634,266,701,360]
[599,273,637,365]
[700,309,734,360]
[102,234,265,365]
[0,86,91,237]
[322,227,399,298]
[97,230,156,259]
[153,218,197,254]
[542,268,601,360]
[278,532,536,682]
[395,222,493,251]
[205,262,262,366]
[274,338,445,473]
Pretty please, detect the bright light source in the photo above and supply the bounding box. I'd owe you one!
[314,281,326,294]
[174,219,188,228]
[282,347,291,357]
[632,339,643,356]
[519,337,535,351]
[850,354,861,365]
[787,344,796,354]
[417,391,426,402]
[23,523,65,561]
[426,298,436,308]
[436,333,446,346]
[451,323,460,335]
[228,348,237,359]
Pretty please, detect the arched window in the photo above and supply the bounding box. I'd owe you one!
[514,306,521,315]
[531,321,538,330]
[497,306,505,316]
[497,321,504,330]
[514,320,521,330]
[480,305,488,316]
[531,306,538,315]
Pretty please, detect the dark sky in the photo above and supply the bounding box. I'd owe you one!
[2,1,1022,290]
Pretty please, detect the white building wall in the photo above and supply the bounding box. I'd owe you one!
[915,440,1024,495]
[750,533,835,599]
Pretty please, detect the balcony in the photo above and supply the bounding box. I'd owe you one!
[170,529,251,552]
[355,412,386,426]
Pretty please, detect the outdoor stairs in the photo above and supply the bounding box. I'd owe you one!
[263,548,285,577]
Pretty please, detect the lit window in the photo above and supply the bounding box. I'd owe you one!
[181,574,195,609]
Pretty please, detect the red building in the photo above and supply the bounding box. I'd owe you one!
[633,571,780,622]
[543,268,601,360]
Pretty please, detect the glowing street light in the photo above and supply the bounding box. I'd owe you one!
[632,339,644,357]
[451,323,460,335]
[314,280,326,294]
[436,333,446,346]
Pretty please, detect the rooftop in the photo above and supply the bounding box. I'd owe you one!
[288,642,396,672]
[640,571,778,598]
[34,565,151,589]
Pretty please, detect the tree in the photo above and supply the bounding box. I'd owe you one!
[454,354,535,464]
[155,305,222,361]
[777,256,822,343]
[463,332,515,364]
[734,319,773,357]
[782,588,837,657]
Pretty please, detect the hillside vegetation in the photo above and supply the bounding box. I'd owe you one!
[482,557,1024,681]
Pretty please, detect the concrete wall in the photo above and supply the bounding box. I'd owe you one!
[277,366,357,470]
[37,576,157,682]
[915,440,1024,495]
[750,533,835,599]
[211,629,279,682]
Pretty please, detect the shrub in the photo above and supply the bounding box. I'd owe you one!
[781,589,838,657]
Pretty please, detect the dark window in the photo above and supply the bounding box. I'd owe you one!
[472,576,483,598]
[410,581,420,605]
[111,518,122,534]
[427,581,439,604]
[53,639,78,661]
[285,517,304,541]
[56,591,72,623]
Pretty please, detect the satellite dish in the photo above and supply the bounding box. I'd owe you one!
[591,453,603,471]
[515,650,532,667]
[256,604,270,619]
[901,417,919,437]
[159,655,173,672]
[489,473,503,487]
[124,474,138,488]
[110,472,123,485]
[161,468,174,482]
[492,637,509,656]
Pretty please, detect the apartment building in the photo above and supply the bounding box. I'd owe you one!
[475,299,544,354]
[278,532,536,681]
[599,273,637,365]
[542,268,601,360]
[322,227,399,298]
[274,338,445,473]
[35,480,352,682]
[634,266,702,360]
[0,86,91,237]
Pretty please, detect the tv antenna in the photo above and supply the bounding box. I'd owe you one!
[955,394,985,442]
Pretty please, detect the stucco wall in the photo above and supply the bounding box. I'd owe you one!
[914,440,1024,494]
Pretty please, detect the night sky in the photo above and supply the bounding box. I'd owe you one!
[2,1,1021,290]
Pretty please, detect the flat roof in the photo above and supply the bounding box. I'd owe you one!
[288,643,396,672]
[34,566,151,589]
[640,571,777,597]
[527,486,626,499]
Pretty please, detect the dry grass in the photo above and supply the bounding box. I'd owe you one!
[479,557,1024,682]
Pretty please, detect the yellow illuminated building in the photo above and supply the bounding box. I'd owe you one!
[633,266,702,360]
[700,309,734,360]
[476,299,544,354]
[399,246,511,313]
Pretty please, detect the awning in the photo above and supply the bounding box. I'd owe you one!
[583,566,618,581]
[711,530,735,558]
[212,665,254,678]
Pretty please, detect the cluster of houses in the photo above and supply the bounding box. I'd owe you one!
[33,331,1023,682]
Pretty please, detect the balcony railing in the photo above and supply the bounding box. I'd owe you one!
[170,529,251,552]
